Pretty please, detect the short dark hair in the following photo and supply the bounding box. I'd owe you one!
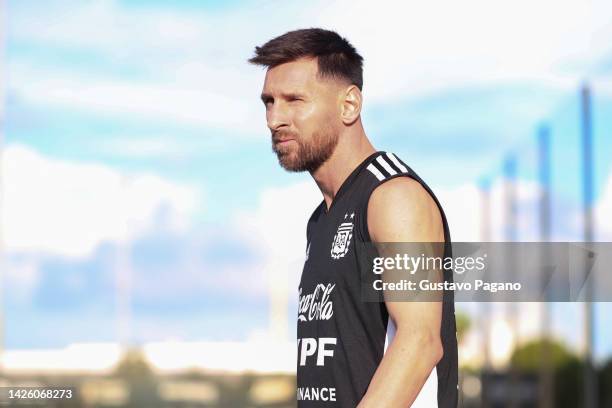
[248,28,364,90]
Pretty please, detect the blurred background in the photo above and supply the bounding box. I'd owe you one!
[1,0,612,407]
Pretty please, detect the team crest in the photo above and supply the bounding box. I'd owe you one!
[330,212,355,259]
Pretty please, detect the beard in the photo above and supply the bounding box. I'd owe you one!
[272,125,339,173]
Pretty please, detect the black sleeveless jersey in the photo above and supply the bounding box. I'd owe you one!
[296,151,458,407]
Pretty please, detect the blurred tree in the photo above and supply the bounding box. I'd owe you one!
[113,347,162,408]
[510,338,584,408]
[455,312,470,344]
[114,348,154,378]
[216,372,255,408]
[511,338,577,372]
[599,358,612,407]
[554,356,584,408]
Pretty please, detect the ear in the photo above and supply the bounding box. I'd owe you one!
[340,85,362,125]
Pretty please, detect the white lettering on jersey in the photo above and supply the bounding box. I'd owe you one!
[297,337,337,366]
[298,283,335,322]
[297,387,337,401]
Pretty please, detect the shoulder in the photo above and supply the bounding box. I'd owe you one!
[366,176,443,243]
[369,176,430,205]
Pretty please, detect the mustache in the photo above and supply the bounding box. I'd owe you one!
[271,130,298,143]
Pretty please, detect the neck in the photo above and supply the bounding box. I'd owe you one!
[311,122,375,211]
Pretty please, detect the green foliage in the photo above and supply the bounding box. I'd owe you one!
[600,358,612,407]
[510,338,579,372]
[114,348,154,379]
[455,312,470,343]
[554,357,584,408]
[113,347,161,408]
[507,339,612,408]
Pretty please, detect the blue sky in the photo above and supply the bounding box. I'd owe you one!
[3,0,612,363]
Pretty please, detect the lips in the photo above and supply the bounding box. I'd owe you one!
[272,130,297,144]
[272,134,296,146]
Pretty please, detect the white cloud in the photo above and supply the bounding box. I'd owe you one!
[232,180,321,340]
[8,0,612,133]
[125,180,321,311]
[235,180,321,258]
[432,176,544,242]
[7,0,320,135]
[435,183,482,241]
[92,136,194,159]
[10,1,212,57]
[2,255,41,304]
[316,0,612,103]
[8,67,262,134]
[1,144,201,258]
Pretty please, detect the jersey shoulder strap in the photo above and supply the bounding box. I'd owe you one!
[356,151,451,246]
[364,151,414,183]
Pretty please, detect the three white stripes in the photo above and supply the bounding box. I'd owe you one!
[367,153,408,181]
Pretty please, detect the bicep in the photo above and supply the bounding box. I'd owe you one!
[367,177,444,332]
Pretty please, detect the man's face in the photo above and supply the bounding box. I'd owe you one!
[261,57,342,172]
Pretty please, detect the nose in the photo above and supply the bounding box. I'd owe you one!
[266,103,289,132]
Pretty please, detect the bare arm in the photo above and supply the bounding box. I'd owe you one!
[358,177,445,407]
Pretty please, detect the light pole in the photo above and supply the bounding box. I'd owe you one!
[479,177,492,408]
[504,155,519,408]
[0,0,7,379]
[580,84,597,408]
[537,124,553,408]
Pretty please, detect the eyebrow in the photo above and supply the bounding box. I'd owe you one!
[260,92,306,103]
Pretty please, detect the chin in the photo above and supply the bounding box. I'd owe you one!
[279,158,303,172]
[275,152,303,172]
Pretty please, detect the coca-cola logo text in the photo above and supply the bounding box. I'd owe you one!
[298,283,335,322]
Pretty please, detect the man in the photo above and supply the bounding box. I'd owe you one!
[249,28,458,407]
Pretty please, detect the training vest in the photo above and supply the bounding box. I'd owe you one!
[296,151,458,407]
